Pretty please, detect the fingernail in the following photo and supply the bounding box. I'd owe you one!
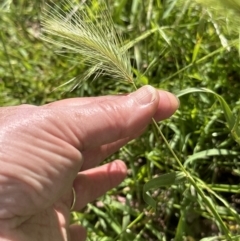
[167,92,180,109]
[170,93,180,109]
[176,96,180,108]
[132,85,157,106]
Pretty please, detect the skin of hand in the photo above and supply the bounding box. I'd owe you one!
[0,85,179,241]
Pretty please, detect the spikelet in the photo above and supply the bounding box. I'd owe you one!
[41,0,133,88]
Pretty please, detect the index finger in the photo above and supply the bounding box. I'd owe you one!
[54,86,179,151]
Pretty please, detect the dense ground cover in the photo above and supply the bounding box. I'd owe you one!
[1,0,240,240]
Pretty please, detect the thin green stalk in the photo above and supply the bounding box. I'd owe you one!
[126,211,145,229]
[0,32,16,82]
[162,39,238,82]
[207,184,240,193]
[133,79,231,239]
[113,210,146,241]
[152,120,231,239]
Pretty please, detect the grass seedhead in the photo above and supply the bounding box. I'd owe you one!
[41,0,133,88]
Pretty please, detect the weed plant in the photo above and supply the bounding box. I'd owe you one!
[1,0,240,240]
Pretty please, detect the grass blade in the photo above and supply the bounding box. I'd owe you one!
[177,87,240,145]
[143,171,186,209]
[184,148,239,166]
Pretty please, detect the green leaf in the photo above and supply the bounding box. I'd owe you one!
[200,236,223,241]
[176,87,240,145]
[143,172,186,209]
[192,17,206,63]
[121,27,158,52]
[184,148,239,166]
[175,214,185,241]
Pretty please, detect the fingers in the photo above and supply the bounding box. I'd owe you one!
[45,95,123,107]
[72,160,127,211]
[45,88,179,123]
[69,224,87,241]
[81,137,131,170]
[49,85,159,151]
[81,126,146,170]
[153,90,179,121]
[52,85,178,151]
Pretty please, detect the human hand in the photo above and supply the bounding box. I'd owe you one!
[0,86,179,241]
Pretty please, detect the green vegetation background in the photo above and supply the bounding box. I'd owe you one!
[1,0,240,240]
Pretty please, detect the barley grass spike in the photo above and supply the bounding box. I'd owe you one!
[41,0,133,87]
